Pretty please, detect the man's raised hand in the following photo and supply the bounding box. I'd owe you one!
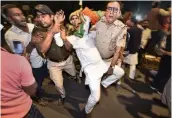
[54,10,65,24]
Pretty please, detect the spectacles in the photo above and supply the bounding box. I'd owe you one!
[106,7,119,13]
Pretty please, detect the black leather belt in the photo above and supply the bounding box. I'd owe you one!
[49,55,69,63]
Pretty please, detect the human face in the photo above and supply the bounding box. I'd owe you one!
[70,15,80,28]
[105,2,121,24]
[36,12,53,28]
[8,8,27,27]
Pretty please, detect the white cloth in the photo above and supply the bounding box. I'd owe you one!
[123,53,138,65]
[67,31,102,68]
[67,31,124,114]
[54,32,64,47]
[129,65,136,79]
[140,28,151,49]
[5,23,34,52]
[84,60,108,85]
[30,48,46,68]
[68,16,124,114]
[83,15,91,36]
[101,58,124,88]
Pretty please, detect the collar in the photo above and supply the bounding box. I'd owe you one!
[10,23,34,34]
[1,47,7,52]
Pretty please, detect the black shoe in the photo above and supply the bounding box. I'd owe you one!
[58,97,65,106]
[101,84,108,96]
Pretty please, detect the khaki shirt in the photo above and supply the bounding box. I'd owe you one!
[95,16,127,59]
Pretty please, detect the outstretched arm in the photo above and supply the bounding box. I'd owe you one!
[38,10,65,53]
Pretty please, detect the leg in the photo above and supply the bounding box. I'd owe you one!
[101,65,125,88]
[64,56,82,83]
[64,55,76,76]
[85,78,101,114]
[32,67,45,98]
[48,66,65,98]
[129,65,136,79]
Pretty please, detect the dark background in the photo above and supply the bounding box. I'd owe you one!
[1,1,171,24]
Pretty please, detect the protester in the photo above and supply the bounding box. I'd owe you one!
[147,1,171,31]
[61,9,125,115]
[123,17,142,80]
[1,28,44,117]
[26,27,49,106]
[138,20,151,65]
[150,26,171,94]
[145,1,171,56]
[2,4,34,53]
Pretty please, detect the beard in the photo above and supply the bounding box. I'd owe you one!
[41,22,52,28]
[14,21,27,27]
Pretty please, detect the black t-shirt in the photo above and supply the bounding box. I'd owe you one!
[46,39,70,62]
[127,26,142,54]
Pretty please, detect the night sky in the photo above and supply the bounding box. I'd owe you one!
[1,1,171,23]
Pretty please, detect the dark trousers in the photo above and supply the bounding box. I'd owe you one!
[138,48,145,65]
[152,56,171,92]
[24,104,44,118]
[145,30,166,56]
[32,63,49,98]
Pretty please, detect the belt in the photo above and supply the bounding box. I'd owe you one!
[49,55,69,63]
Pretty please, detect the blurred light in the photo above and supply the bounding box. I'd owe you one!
[135,15,142,21]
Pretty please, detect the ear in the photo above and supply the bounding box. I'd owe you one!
[6,17,13,24]
[117,10,122,19]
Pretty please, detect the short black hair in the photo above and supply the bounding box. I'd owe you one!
[152,2,160,8]
[131,17,137,25]
[107,1,121,9]
[1,4,18,19]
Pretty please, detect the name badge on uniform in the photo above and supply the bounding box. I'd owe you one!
[54,33,64,47]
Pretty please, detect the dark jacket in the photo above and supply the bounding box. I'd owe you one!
[127,26,142,54]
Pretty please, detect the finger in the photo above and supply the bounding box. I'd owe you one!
[61,10,64,15]
[60,10,63,14]
[56,12,60,16]
[58,10,62,14]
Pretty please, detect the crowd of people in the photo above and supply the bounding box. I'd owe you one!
[1,1,171,118]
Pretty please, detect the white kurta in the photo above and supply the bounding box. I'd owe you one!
[67,15,124,114]
[123,53,138,65]
[67,31,108,85]
[67,31,124,114]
